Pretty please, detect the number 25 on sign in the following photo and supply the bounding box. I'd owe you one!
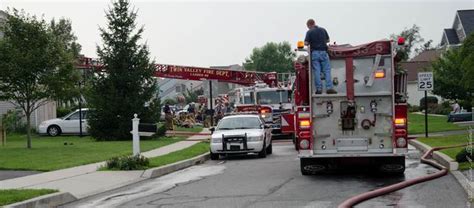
[418,72,434,91]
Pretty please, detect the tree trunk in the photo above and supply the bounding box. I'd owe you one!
[26,112,32,149]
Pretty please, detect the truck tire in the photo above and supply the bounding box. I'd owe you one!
[300,158,326,175]
[210,152,219,160]
[379,157,405,174]
[293,134,299,151]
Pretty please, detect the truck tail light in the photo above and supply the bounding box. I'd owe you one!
[375,70,385,78]
[299,139,310,149]
[394,118,406,127]
[396,137,407,148]
[299,119,310,129]
[299,131,311,138]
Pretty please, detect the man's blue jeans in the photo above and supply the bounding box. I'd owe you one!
[311,50,333,91]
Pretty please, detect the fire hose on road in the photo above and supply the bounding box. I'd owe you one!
[338,143,472,208]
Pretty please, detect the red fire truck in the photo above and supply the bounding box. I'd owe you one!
[288,39,408,175]
[230,81,295,138]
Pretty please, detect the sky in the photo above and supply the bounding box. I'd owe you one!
[1,0,473,68]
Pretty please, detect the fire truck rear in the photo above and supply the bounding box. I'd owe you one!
[294,39,408,175]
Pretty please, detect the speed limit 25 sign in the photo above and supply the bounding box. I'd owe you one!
[418,72,434,91]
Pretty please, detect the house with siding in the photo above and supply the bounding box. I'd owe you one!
[401,50,443,106]
[0,10,57,129]
[440,9,474,48]
[403,9,474,106]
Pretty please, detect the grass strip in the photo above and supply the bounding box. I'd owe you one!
[0,134,184,171]
[0,189,57,206]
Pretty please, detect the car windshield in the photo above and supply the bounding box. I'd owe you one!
[256,90,290,105]
[217,117,261,130]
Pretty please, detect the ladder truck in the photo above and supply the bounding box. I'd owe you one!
[289,38,408,175]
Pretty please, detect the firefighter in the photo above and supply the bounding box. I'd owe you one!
[164,104,174,130]
[305,19,337,94]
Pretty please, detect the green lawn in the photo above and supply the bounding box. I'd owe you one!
[0,189,57,206]
[174,126,204,133]
[148,142,209,168]
[408,113,465,134]
[418,134,472,170]
[0,134,184,171]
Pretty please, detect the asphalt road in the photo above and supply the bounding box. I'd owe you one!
[67,141,471,208]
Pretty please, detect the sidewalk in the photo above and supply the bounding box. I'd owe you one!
[0,132,210,199]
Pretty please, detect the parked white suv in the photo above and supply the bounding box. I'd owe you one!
[38,108,90,136]
[210,114,272,160]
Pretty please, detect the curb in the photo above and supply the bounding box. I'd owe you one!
[408,139,458,170]
[409,139,474,198]
[4,192,77,208]
[451,170,474,199]
[142,152,210,178]
[3,153,210,208]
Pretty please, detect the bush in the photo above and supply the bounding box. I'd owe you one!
[409,105,421,112]
[105,155,150,170]
[456,147,473,163]
[1,109,28,133]
[156,123,167,137]
[419,96,438,110]
[427,104,452,115]
[56,106,74,118]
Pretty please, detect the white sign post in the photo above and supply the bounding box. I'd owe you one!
[418,72,434,137]
[132,114,140,156]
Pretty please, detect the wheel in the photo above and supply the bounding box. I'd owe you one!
[47,125,61,137]
[258,142,267,158]
[300,158,326,175]
[379,157,405,174]
[266,143,272,155]
[210,151,219,160]
[293,134,299,151]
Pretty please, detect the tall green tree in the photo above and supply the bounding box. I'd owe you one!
[243,42,296,73]
[87,0,158,140]
[432,33,474,106]
[0,9,80,148]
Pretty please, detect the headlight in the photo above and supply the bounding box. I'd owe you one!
[211,138,222,143]
[247,136,263,141]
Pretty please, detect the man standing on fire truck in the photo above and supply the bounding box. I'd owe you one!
[305,19,337,94]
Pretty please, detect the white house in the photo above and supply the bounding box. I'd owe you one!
[401,50,443,106]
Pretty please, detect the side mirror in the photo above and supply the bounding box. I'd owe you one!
[209,127,215,133]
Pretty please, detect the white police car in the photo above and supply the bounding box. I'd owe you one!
[209,114,272,160]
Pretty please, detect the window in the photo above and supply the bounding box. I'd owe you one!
[217,117,262,130]
[256,90,290,105]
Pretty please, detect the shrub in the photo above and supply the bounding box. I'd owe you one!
[105,155,150,170]
[1,109,28,133]
[419,96,439,111]
[427,105,452,115]
[409,105,421,112]
[56,106,74,118]
[456,147,473,163]
[156,123,167,137]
